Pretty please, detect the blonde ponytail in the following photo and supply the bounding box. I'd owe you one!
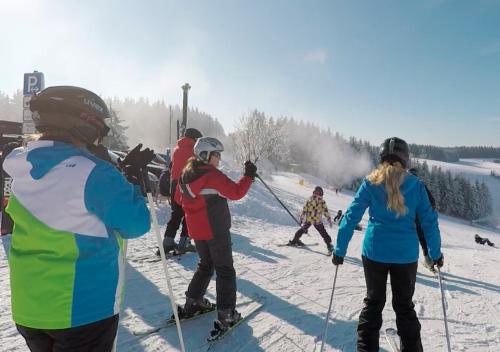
[367,162,408,217]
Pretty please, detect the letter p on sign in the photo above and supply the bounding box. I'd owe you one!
[23,72,45,96]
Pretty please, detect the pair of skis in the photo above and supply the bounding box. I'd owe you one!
[278,242,333,256]
[132,295,265,350]
[384,328,401,352]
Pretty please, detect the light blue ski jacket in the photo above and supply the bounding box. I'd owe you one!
[335,175,441,264]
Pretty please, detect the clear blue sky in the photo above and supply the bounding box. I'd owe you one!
[2,0,500,146]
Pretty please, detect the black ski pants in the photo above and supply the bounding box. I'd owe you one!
[16,314,118,352]
[164,182,188,240]
[357,256,423,352]
[293,222,332,244]
[186,229,236,310]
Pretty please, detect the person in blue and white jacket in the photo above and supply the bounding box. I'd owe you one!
[4,86,153,352]
[332,137,443,352]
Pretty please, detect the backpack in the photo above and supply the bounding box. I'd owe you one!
[159,169,171,196]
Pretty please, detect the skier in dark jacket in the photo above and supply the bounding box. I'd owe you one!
[175,137,256,327]
[333,209,344,223]
[333,137,443,352]
[162,128,202,254]
[408,168,437,270]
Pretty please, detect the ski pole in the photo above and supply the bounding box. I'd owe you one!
[112,239,128,352]
[437,267,451,352]
[142,170,186,352]
[320,265,339,352]
[255,173,301,226]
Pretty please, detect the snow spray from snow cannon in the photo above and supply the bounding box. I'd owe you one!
[141,168,186,352]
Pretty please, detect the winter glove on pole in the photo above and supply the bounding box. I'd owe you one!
[244,160,257,179]
[119,144,155,186]
[332,254,344,266]
[433,254,444,268]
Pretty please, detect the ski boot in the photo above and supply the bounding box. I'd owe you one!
[288,239,305,246]
[217,308,242,328]
[485,239,495,247]
[156,237,177,256]
[183,297,215,317]
[177,236,196,254]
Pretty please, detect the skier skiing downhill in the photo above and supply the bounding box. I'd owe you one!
[3,86,153,352]
[332,137,443,352]
[162,127,203,254]
[289,186,334,253]
[174,137,257,328]
[408,167,438,272]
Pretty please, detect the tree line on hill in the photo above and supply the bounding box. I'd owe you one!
[0,90,495,222]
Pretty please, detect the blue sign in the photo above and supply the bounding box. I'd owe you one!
[23,72,45,96]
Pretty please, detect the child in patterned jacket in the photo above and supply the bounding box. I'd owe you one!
[289,186,334,252]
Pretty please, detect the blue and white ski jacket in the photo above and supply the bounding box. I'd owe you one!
[4,140,151,329]
[335,175,441,264]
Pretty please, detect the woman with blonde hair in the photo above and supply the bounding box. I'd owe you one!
[332,137,442,352]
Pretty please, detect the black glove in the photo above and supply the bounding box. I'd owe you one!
[332,254,344,266]
[119,144,154,186]
[433,254,444,268]
[244,160,257,178]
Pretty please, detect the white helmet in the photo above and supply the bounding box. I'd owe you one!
[194,137,224,162]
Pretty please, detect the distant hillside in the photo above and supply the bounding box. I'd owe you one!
[409,144,500,162]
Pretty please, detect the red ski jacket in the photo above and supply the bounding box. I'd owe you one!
[176,163,252,240]
[170,137,196,181]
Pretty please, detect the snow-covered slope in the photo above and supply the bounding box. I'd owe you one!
[1,172,499,351]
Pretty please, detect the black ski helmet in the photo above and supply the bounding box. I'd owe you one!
[379,137,409,168]
[184,128,202,140]
[408,168,418,176]
[313,186,324,196]
[30,86,111,144]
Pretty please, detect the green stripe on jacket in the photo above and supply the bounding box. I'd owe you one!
[7,195,78,329]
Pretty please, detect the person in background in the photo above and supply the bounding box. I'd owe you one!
[162,127,203,254]
[288,186,334,253]
[176,137,257,327]
[333,209,344,223]
[408,167,437,271]
[332,137,443,352]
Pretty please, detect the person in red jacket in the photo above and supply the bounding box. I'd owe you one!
[176,137,257,327]
[162,128,202,254]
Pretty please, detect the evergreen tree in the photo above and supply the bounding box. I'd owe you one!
[103,105,128,150]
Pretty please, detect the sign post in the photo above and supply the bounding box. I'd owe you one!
[22,71,45,135]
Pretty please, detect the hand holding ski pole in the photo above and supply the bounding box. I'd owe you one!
[119,144,154,188]
[244,160,257,179]
[432,254,444,269]
[332,254,344,266]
